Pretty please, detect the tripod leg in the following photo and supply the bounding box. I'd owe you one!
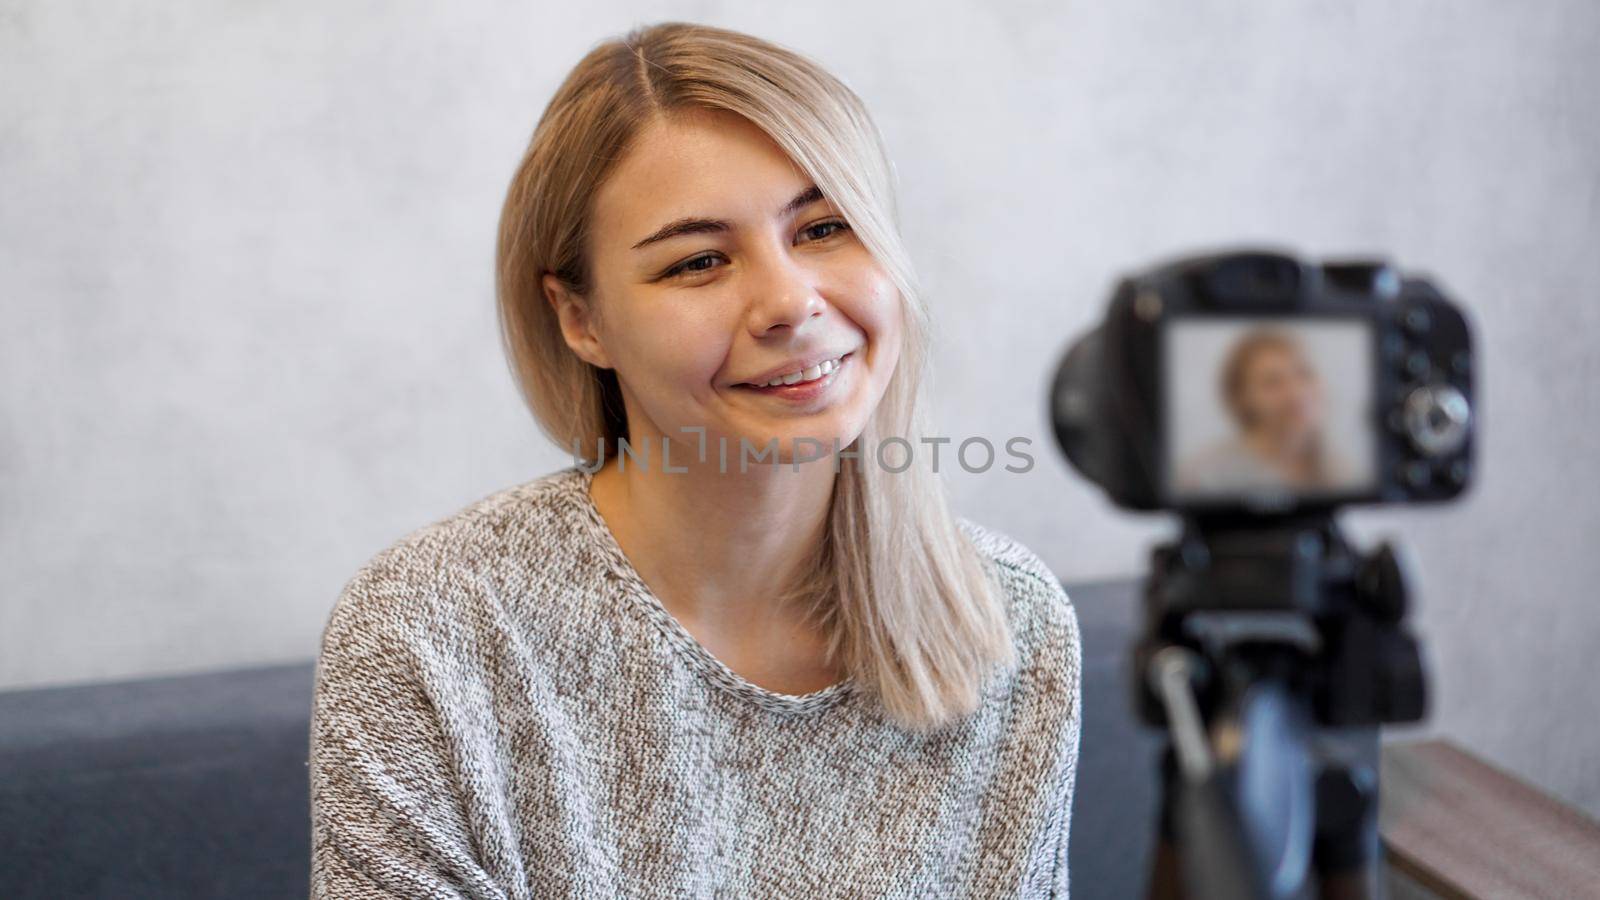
[1147,745,1186,900]
[1318,867,1380,900]
[1313,759,1382,900]
[1147,838,1187,900]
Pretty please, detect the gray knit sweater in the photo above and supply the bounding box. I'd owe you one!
[310,465,1082,899]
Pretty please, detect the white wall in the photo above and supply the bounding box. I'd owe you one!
[4,1,1597,816]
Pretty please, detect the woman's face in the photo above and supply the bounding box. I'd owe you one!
[548,108,903,466]
[1238,344,1325,446]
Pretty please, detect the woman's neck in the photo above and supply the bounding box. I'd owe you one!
[587,443,842,687]
[1245,428,1320,482]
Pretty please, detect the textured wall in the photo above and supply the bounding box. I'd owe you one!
[4,1,1597,816]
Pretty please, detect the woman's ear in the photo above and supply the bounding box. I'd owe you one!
[542,272,613,370]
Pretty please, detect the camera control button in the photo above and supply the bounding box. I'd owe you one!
[1403,384,1472,457]
[1381,332,1407,362]
[1402,306,1432,334]
[1402,461,1432,488]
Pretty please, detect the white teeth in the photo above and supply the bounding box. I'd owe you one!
[762,355,844,387]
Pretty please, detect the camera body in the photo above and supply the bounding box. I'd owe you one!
[1051,249,1475,515]
[1046,249,1471,893]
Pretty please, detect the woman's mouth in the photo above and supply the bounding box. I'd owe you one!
[738,351,855,400]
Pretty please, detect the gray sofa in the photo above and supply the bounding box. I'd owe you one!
[0,579,1159,899]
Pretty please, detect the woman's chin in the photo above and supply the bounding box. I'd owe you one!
[714,405,867,459]
[739,433,855,468]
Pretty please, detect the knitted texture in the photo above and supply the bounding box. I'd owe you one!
[310,466,1082,898]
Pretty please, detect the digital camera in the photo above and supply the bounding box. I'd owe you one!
[1050,249,1475,515]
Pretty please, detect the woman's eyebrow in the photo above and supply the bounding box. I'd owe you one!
[629,184,826,251]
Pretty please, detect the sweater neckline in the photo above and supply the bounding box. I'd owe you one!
[561,465,858,716]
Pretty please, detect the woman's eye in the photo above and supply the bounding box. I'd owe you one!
[659,221,849,281]
[799,219,850,243]
[664,253,724,279]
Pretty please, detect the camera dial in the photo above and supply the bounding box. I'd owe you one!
[1402,384,1471,457]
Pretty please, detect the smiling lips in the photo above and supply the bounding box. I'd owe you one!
[741,351,854,389]
[738,351,855,398]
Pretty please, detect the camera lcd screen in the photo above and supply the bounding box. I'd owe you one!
[1164,316,1377,503]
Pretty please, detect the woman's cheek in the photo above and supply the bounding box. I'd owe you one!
[834,269,895,342]
[665,336,734,406]
[869,286,906,368]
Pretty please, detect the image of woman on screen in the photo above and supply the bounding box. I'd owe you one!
[1174,327,1359,496]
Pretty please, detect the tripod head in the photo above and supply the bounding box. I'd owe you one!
[1137,515,1427,899]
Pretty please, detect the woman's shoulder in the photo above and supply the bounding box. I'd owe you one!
[957,516,1082,702]
[321,466,593,646]
[957,516,1079,641]
[958,516,1069,599]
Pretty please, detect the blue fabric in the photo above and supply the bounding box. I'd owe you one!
[0,663,316,899]
[1066,580,1164,898]
[0,580,1156,900]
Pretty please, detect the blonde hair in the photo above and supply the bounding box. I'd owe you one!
[496,21,1014,731]
[1220,328,1312,429]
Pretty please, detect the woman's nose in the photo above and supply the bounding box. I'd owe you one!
[744,254,825,336]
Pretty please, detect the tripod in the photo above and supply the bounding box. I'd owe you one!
[1136,515,1428,900]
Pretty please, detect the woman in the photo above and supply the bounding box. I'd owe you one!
[1174,327,1355,496]
[311,22,1081,899]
